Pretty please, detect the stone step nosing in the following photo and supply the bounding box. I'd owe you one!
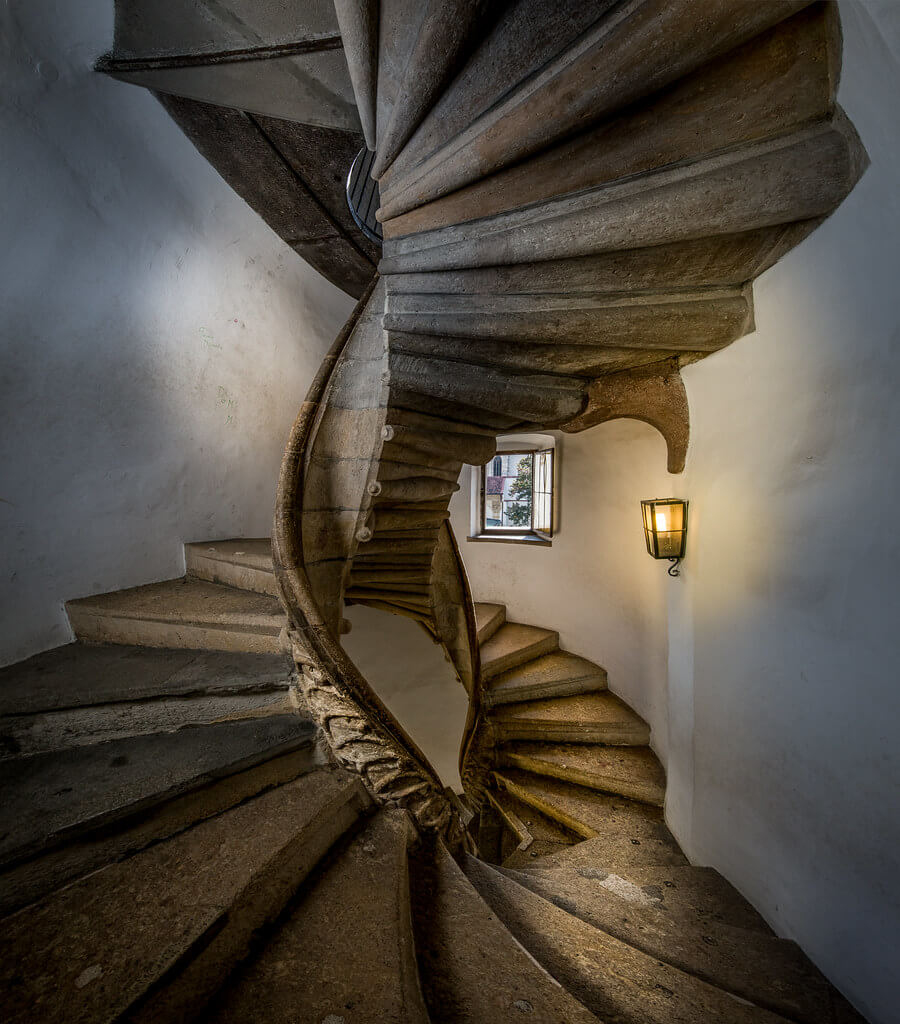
[484,671,608,707]
[496,774,598,842]
[499,752,665,807]
[493,721,650,745]
[481,635,560,681]
[0,740,325,918]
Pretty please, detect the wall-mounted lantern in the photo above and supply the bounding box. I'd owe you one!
[641,498,688,577]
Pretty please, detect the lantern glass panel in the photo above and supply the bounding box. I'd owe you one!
[641,499,687,560]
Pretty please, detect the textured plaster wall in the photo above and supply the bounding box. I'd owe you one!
[669,5,900,1021]
[449,424,672,760]
[0,1,354,666]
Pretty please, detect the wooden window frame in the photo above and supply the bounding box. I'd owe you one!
[475,448,554,544]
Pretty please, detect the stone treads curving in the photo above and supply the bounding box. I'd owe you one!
[1,553,869,1021]
[2,1,872,1020]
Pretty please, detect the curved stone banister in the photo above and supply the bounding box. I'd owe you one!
[273,276,470,849]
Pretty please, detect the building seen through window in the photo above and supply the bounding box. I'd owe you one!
[480,445,553,538]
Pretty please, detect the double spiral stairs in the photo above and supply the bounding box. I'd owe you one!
[1,1,870,1021]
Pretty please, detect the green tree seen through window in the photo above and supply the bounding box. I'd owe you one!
[505,455,533,527]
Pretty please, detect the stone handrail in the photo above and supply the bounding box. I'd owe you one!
[272,277,469,850]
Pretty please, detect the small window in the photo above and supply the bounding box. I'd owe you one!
[475,441,555,544]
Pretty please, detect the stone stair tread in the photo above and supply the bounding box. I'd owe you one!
[0,714,318,877]
[499,864,836,1024]
[463,856,795,1024]
[487,787,575,869]
[0,644,292,717]
[66,578,286,654]
[491,691,650,745]
[520,855,771,934]
[485,650,607,706]
[185,537,274,572]
[2,690,294,761]
[480,622,559,681]
[409,840,601,1024]
[185,538,277,595]
[495,769,686,867]
[0,769,371,1024]
[499,741,665,806]
[67,577,283,624]
[207,807,429,1024]
[474,601,506,644]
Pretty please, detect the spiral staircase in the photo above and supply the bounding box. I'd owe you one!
[1,1,870,1021]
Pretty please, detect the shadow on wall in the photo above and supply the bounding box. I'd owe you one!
[0,0,354,666]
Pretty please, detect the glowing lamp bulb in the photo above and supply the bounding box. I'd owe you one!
[655,511,667,532]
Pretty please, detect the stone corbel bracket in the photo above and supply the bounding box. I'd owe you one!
[560,358,690,474]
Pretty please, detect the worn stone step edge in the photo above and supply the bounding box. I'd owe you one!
[203,807,430,1024]
[484,654,608,708]
[474,602,506,645]
[67,607,286,655]
[498,744,665,807]
[1,771,373,1024]
[481,624,560,681]
[185,544,277,597]
[463,855,796,1024]
[124,774,373,1024]
[491,693,651,746]
[499,864,836,1024]
[0,730,324,918]
[1,691,293,761]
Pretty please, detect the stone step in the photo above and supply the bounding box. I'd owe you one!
[486,787,574,869]
[463,856,794,1024]
[474,601,506,645]
[0,644,292,717]
[494,769,686,867]
[207,808,429,1024]
[408,840,601,1024]
[0,769,372,1024]
[480,622,559,681]
[66,578,287,655]
[500,863,838,1024]
[2,690,293,760]
[184,538,277,596]
[490,691,650,745]
[520,861,773,935]
[0,714,320,917]
[0,644,294,758]
[499,741,665,806]
[484,650,607,707]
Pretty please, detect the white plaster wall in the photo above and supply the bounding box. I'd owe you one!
[0,0,354,666]
[449,424,672,759]
[667,5,900,1021]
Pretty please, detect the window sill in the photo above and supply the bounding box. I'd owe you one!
[467,533,552,547]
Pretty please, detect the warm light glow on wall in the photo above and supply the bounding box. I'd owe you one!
[641,498,688,576]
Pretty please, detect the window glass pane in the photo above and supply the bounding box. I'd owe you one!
[533,449,553,534]
[484,453,533,530]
